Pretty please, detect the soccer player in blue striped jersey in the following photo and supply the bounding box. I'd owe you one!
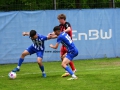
[49,26,78,80]
[12,30,51,78]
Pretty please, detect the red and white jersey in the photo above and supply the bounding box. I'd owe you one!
[59,22,72,39]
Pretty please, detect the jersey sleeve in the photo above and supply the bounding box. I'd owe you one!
[65,22,71,28]
[38,34,47,41]
[57,36,61,44]
[41,35,47,40]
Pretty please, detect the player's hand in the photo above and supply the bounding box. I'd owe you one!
[49,44,54,48]
[48,33,53,36]
[48,32,55,36]
[47,35,51,39]
[22,32,26,36]
[47,33,52,38]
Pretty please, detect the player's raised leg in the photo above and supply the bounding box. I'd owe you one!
[12,50,30,72]
[61,53,70,77]
[61,47,76,77]
[61,47,69,77]
[37,57,46,78]
[61,57,77,80]
[49,26,79,80]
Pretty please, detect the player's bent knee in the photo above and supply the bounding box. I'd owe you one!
[61,62,65,68]
[21,52,27,57]
[21,53,25,56]
[37,60,41,64]
[21,50,29,58]
[37,57,42,66]
[37,61,42,66]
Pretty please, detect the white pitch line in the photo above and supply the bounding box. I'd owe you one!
[1,67,120,78]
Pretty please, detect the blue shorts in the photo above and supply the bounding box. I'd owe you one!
[66,47,78,61]
[26,45,44,58]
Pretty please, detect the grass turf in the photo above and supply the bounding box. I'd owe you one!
[0,58,120,90]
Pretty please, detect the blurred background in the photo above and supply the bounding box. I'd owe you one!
[0,0,119,11]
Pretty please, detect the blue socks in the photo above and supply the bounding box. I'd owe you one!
[39,65,45,73]
[17,58,24,68]
[65,66,74,75]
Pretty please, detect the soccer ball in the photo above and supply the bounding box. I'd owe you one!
[8,72,17,79]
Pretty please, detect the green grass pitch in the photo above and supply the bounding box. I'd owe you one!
[0,58,120,90]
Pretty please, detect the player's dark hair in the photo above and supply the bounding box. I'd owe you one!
[53,26,60,32]
[57,14,66,20]
[30,30,37,37]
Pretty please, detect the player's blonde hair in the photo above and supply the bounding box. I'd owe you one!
[57,14,66,20]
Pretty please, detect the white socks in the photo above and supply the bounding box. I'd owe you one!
[72,74,77,78]
[42,71,45,74]
[17,66,20,69]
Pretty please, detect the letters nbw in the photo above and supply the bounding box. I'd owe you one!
[72,29,112,41]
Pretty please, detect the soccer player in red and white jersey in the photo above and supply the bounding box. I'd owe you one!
[49,14,76,77]
[57,14,76,77]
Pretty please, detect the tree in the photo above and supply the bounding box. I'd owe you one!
[75,0,81,9]
[0,0,120,11]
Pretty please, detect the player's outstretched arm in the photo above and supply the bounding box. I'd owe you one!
[49,43,59,49]
[48,32,58,39]
[48,32,55,35]
[22,32,29,36]
[47,35,52,40]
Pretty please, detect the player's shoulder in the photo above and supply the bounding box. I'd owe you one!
[38,34,47,40]
[59,24,62,26]
[37,34,41,37]
[65,22,71,27]
[38,34,44,38]
[60,32,66,37]
[65,22,70,24]
[58,32,64,38]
